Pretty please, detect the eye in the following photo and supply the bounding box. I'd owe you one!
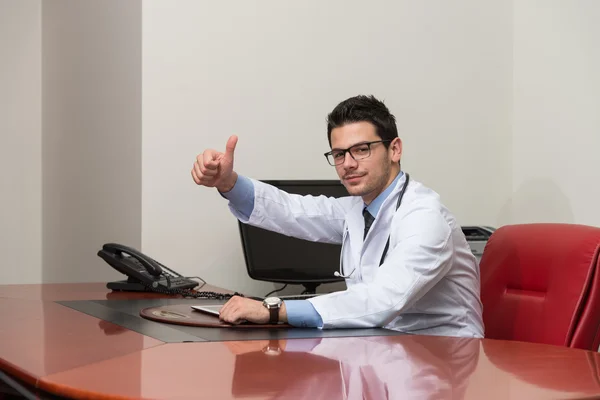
[332,152,345,159]
[354,146,369,154]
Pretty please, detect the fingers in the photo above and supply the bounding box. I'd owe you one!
[193,156,216,179]
[191,167,201,185]
[219,296,245,325]
[193,158,204,180]
[191,137,237,188]
[219,296,270,325]
[202,151,219,173]
[191,149,222,186]
[224,135,238,161]
[191,162,214,186]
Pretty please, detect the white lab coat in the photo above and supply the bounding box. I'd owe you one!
[269,336,480,400]
[229,173,484,338]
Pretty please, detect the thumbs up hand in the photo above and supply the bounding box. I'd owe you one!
[192,135,239,193]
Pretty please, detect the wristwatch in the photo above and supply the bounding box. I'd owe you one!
[262,339,283,356]
[262,297,283,324]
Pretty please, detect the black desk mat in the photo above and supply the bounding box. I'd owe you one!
[57,298,405,343]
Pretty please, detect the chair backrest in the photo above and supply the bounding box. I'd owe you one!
[480,223,600,350]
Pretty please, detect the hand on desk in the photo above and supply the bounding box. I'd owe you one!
[224,339,288,355]
[219,296,288,325]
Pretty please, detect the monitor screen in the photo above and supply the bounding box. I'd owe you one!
[231,350,341,397]
[238,180,350,289]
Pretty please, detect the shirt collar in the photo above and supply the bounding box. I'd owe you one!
[364,171,403,218]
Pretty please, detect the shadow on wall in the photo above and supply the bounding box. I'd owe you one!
[497,178,574,225]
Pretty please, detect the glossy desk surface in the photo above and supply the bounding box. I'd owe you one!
[1,283,600,399]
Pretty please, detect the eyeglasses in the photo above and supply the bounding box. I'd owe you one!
[324,140,392,166]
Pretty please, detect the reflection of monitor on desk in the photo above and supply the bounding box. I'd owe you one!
[232,349,340,398]
[238,180,348,294]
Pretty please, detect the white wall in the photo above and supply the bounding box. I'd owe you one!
[10,1,597,289]
[510,1,600,226]
[142,1,512,295]
[42,0,142,283]
[0,0,42,284]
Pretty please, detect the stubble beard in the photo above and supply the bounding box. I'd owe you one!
[344,159,392,201]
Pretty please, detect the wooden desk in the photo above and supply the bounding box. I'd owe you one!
[1,283,600,399]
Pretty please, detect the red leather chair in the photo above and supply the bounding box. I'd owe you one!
[480,223,600,350]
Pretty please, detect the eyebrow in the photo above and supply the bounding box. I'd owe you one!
[330,141,371,151]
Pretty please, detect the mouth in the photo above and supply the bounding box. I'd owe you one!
[344,174,365,183]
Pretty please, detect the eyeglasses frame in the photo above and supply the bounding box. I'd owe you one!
[323,139,393,166]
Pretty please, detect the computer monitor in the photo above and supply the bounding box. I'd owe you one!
[231,350,340,397]
[238,180,349,293]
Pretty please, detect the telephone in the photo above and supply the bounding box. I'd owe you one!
[98,243,242,300]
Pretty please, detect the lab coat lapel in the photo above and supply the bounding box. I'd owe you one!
[346,202,366,271]
[343,173,408,278]
[360,173,408,264]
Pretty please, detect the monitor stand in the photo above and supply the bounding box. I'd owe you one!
[300,283,320,295]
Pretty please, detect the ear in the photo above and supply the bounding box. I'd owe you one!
[389,138,402,163]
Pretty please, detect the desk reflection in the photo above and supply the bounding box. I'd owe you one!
[227,335,480,400]
[482,340,600,396]
[98,319,128,336]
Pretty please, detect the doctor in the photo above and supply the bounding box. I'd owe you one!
[191,95,484,338]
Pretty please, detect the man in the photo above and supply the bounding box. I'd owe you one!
[224,336,479,399]
[191,95,484,338]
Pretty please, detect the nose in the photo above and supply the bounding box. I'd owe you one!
[341,151,358,169]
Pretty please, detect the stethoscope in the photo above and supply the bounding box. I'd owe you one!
[334,173,410,279]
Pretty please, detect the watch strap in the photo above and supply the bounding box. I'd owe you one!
[268,305,279,324]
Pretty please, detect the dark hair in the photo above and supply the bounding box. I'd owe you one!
[326,95,398,147]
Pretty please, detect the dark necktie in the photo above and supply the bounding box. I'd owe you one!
[363,208,375,240]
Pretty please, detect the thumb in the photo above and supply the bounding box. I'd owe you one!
[224,135,238,161]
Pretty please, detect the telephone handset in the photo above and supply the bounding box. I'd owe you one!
[98,243,242,300]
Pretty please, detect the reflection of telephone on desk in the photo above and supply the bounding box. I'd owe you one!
[98,243,241,300]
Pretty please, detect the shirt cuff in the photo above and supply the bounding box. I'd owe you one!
[284,300,323,328]
[284,338,323,353]
[219,175,254,220]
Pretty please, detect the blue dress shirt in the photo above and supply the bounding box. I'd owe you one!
[220,172,403,328]
[363,172,402,220]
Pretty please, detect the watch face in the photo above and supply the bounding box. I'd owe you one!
[263,345,282,356]
[263,297,282,307]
